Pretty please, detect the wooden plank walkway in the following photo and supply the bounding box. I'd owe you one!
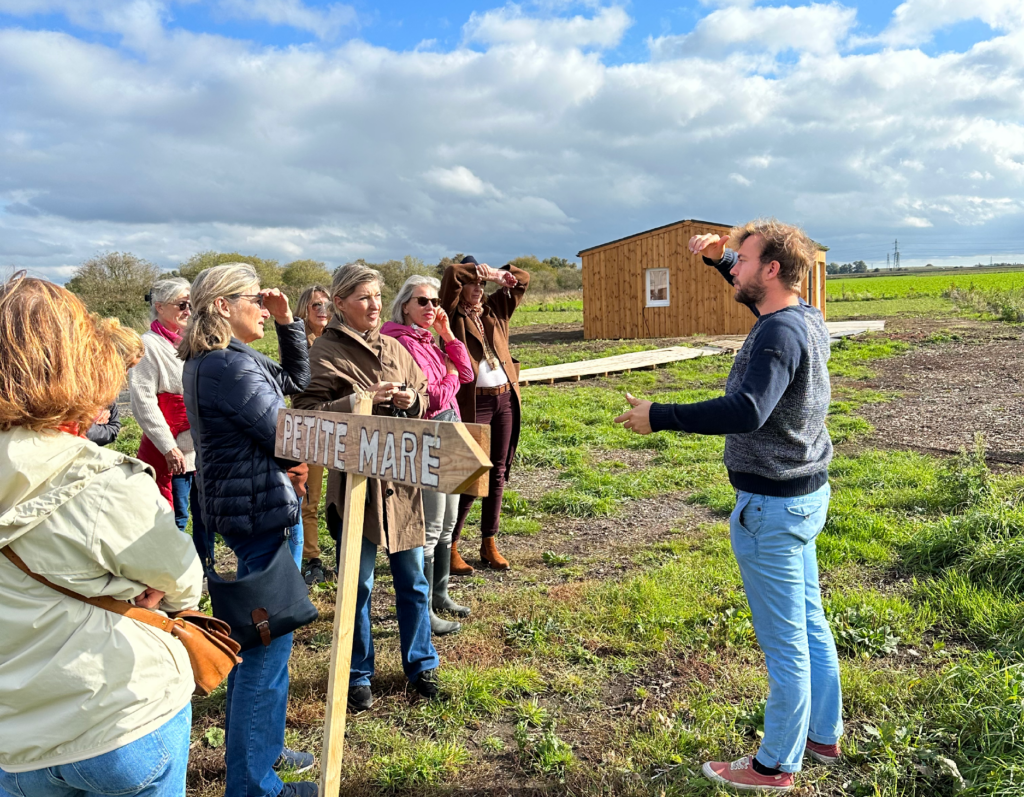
[518,345,725,386]
[707,320,887,353]
[517,320,886,386]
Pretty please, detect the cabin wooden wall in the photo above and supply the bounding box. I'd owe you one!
[582,221,827,340]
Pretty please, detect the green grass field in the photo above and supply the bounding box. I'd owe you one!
[158,326,1024,797]
[828,270,1024,300]
[827,270,1024,322]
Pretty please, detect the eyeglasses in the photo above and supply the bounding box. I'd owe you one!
[310,301,330,311]
[414,297,440,307]
[231,294,265,307]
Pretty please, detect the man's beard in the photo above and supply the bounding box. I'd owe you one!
[734,278,767,306]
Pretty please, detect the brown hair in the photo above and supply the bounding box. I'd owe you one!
[0,274,142,433]
[731,218,816,290]
[295,284,331,323]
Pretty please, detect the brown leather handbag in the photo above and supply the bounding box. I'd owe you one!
[1,546,241,696]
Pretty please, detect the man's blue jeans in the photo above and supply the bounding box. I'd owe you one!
[351,536,439,687]
[730,483,843,774]
[222,532,296,797]
[0,704,191,797]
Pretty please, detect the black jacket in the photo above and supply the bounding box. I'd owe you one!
[86,401,121,447]
[183,320,310,544]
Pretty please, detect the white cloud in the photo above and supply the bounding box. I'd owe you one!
[425,166,500,197]
[650,2,857,59]
[877,0,1024,48]
[217,0,358,41]
[464,4,630,49]
[0,2,1023,278]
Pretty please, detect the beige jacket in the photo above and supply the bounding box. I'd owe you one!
[293,319,429,553]
[0,427,202,772]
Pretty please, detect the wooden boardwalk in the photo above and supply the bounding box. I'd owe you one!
[517,320,886,386]
[518,345,725,386]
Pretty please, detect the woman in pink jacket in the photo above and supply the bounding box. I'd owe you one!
[382,275,475,635]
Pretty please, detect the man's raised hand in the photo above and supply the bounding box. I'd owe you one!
[688,233,730,262]
[613,392,653,435]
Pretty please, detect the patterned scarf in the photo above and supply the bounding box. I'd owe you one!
[459,299,500,369]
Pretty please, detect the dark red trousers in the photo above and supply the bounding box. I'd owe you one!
[453,391,513,541]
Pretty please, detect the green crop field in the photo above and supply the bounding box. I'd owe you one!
[826,270,1024,322]
[828,270,1024,300]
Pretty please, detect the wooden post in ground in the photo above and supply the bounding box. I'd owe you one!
[319,391,372,797]
[274,400,493,796]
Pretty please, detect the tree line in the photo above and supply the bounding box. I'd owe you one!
[67,251,582,329]
[825,260,869,275]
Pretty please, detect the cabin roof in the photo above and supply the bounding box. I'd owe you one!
[577,219,730,256]
[578,218,829,256]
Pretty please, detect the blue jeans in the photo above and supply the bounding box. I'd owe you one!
[0,704,190,797]
[287,521,303,569]
[170,474,192,533]
[223,533,295,797]
[730,483,843,773]
[351,536,438,686]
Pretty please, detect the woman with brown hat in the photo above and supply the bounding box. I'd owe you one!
[439,255,530,573]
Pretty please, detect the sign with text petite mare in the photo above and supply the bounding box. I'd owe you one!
[277,401,493,797]
[274,407,492,496]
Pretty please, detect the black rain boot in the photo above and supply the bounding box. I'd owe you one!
[424,556,461,635]
[433,543,470,618]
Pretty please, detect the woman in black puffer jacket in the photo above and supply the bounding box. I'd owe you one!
[180,263,315,797]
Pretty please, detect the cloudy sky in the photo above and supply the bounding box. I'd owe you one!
[1,0,1023,281]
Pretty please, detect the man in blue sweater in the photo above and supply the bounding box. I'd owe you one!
[615,219,842,793]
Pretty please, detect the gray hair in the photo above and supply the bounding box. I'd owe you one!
[149,277,190,321]
[390,275,440,325]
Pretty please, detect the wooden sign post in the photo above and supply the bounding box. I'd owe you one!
[275,400,492,796]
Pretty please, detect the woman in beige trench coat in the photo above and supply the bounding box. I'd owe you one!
[293,262,440,711]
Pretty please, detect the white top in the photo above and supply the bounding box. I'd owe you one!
[476,357,509,388]
[129,331,196,471]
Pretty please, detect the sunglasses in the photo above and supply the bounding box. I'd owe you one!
[174,300,191,312]
[310,301,330,311]
[413,297,440,308]
[232,293,265,307]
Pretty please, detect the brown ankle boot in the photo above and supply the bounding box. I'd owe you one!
[450,540,474,576]
[480,537,509,570]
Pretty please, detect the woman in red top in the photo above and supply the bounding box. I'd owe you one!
[130,278,197,533]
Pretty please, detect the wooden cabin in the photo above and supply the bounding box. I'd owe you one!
[577,218,827,340]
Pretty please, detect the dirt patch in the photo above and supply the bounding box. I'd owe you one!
[849,319,1024,462]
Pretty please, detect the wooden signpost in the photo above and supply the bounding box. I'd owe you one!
[275,397,492,796]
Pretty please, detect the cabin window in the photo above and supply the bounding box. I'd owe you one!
[645,268,670,307]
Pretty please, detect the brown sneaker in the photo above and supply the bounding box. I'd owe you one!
[450,540,474,576]
[804,739,841,765]
[480,537,509,570]
[702,756,794,793]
